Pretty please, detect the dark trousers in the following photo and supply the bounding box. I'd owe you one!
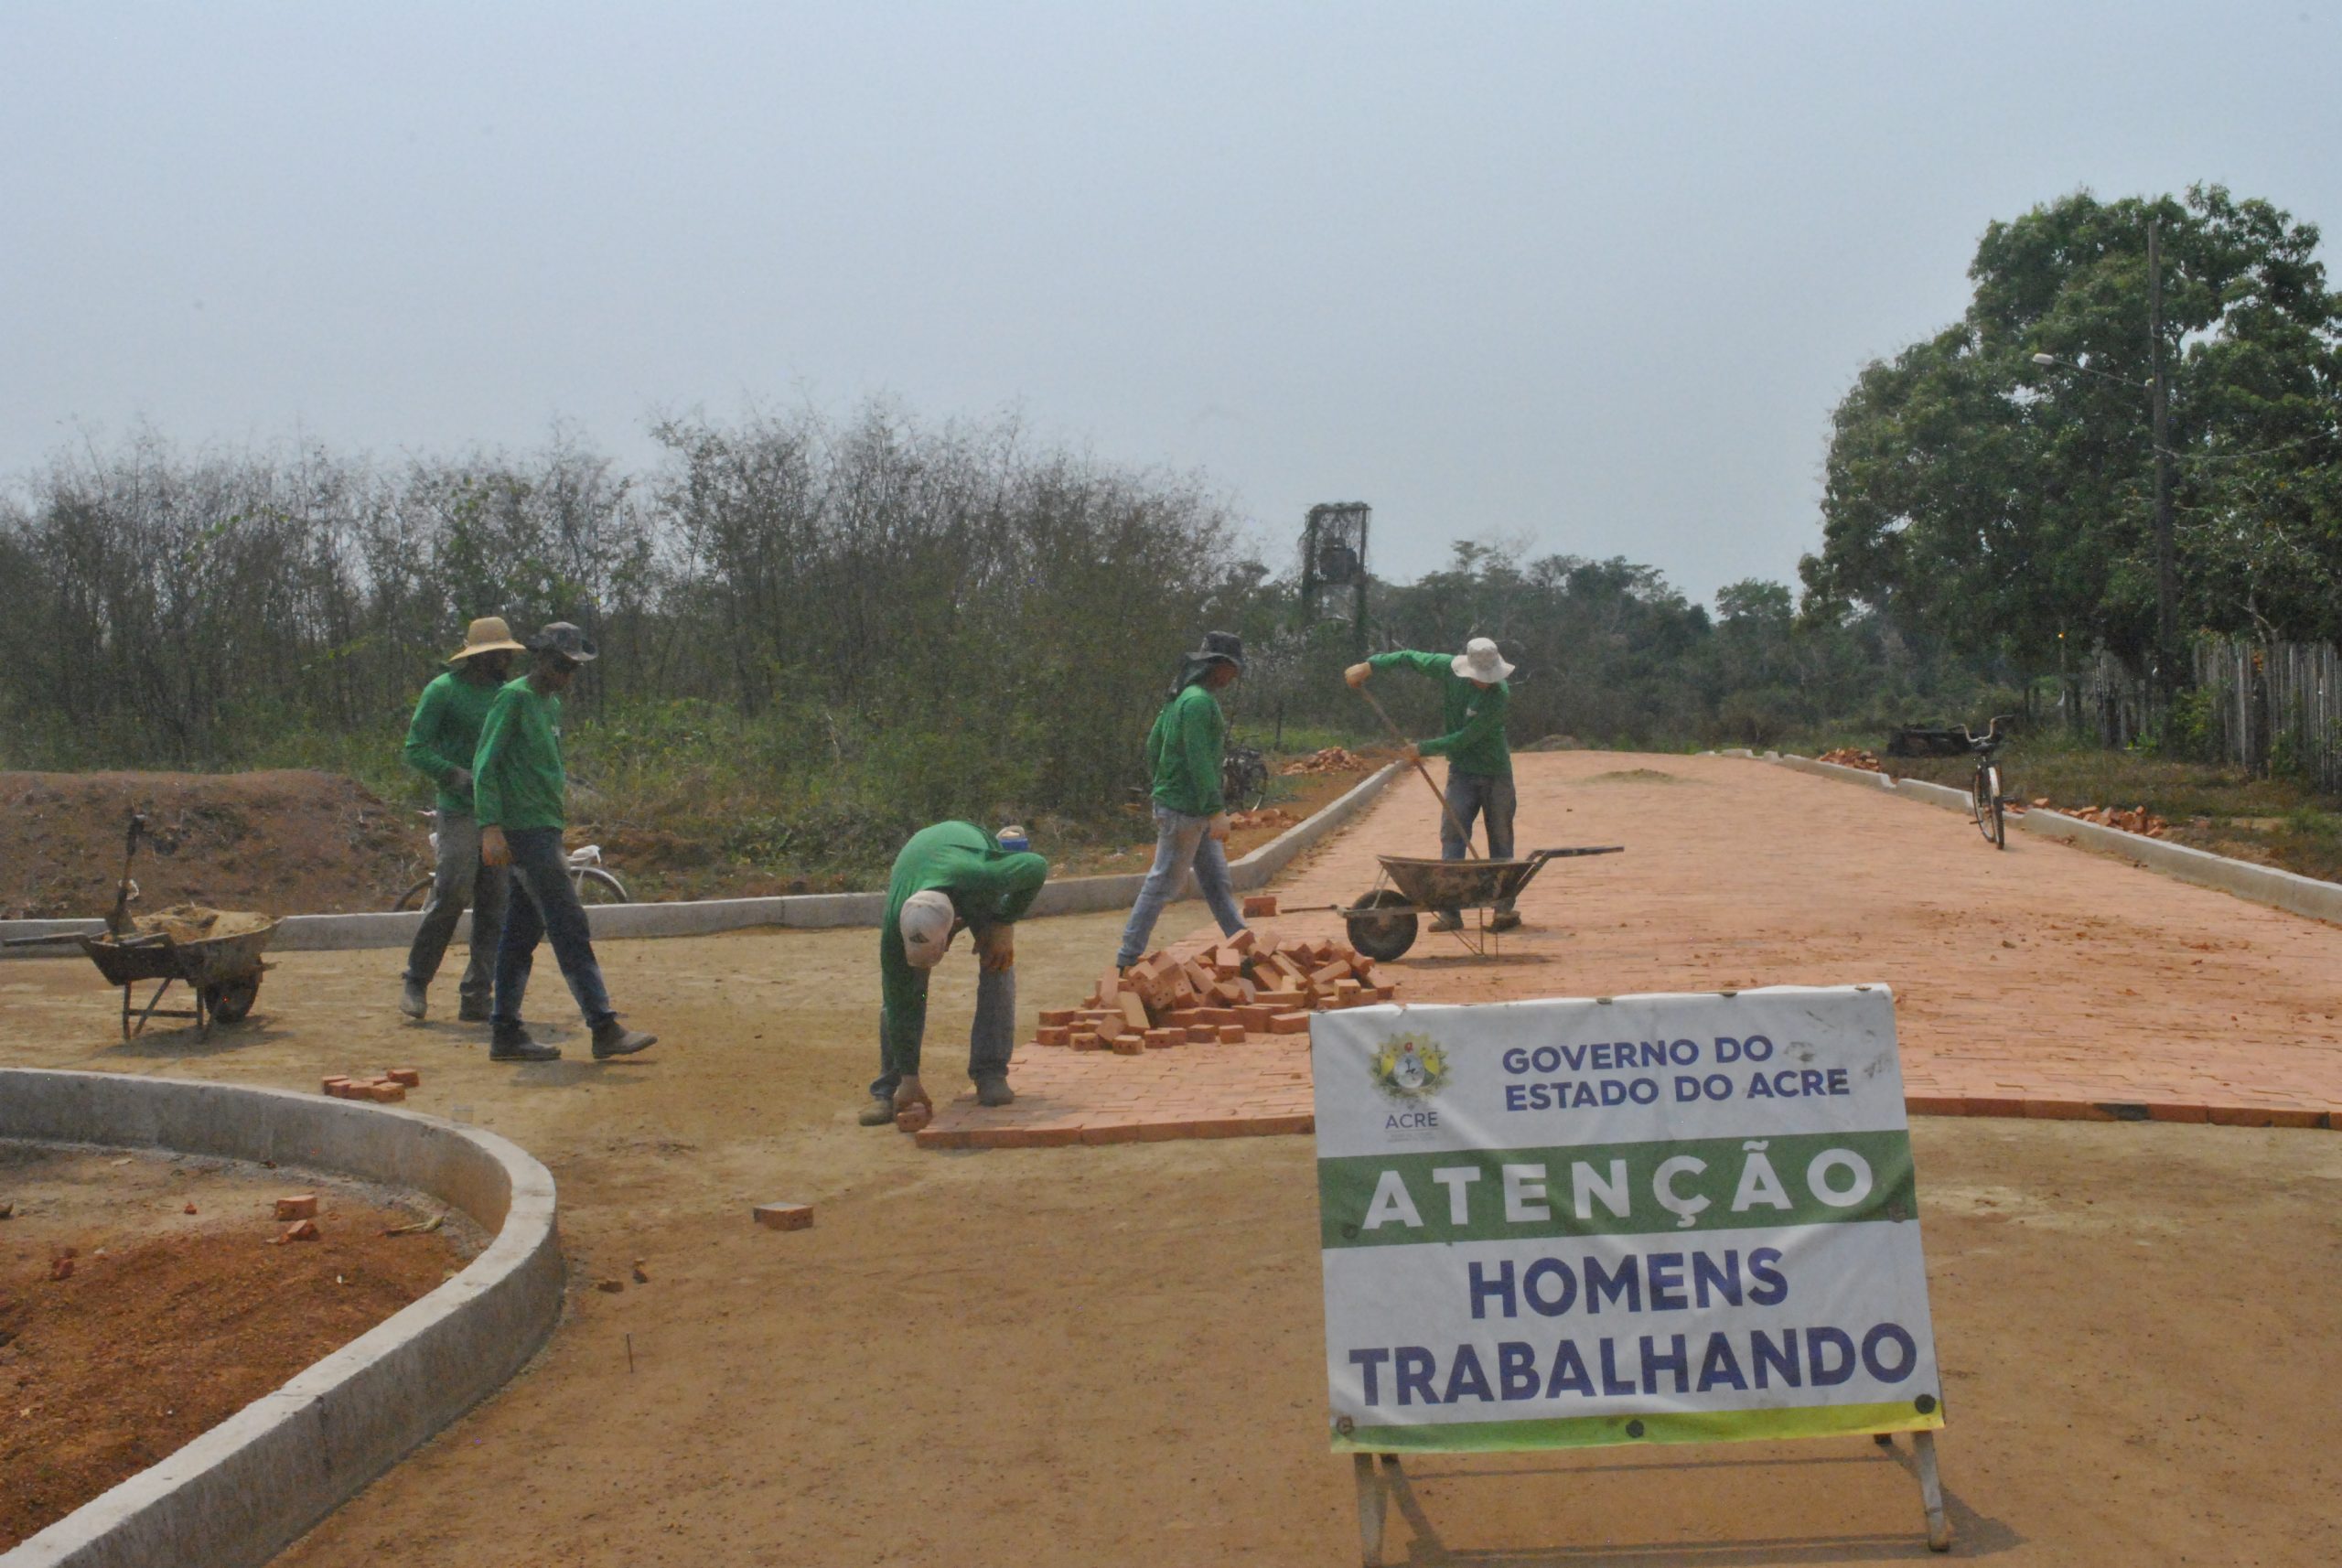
[1440,768,1518,918]
[491,827,615,1030]
[402,811,510,1009]
[870,965,1015,1100]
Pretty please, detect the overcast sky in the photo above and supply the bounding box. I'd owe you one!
[5,3,2337,600]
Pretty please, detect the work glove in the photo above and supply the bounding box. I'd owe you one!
[1345,661,1372,688]
[480,825,510,866]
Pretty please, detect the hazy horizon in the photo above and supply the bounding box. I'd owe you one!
[6,3,2338,604]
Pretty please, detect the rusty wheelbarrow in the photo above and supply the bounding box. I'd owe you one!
[1337,847,1623,960]
[77,918,280,1040]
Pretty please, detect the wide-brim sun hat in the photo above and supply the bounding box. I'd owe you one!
[1452,637,1515,682]
[899,889,957,969]
[529,622,599,663]
[1185,630,1246,671]
[448,616,529,664]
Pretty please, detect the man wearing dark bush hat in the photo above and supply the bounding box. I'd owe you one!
[1113,630,1252,968]
[475,622,658,1064]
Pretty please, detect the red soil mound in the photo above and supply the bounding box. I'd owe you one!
[0,771,426,919]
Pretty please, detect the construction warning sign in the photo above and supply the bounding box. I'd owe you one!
[1311,985,1945,1452]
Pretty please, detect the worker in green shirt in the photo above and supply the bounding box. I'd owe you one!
[1347,637,1520,930]
[398,617,526,1023]
[474,622,658,1064]
[860,821,1051,1127]
[1113,630,1251,969]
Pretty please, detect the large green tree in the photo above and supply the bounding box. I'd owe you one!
[1803,185,2342,668]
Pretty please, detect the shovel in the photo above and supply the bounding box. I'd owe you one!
[1355,687,1480,859]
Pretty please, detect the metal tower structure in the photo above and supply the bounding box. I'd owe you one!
[1300,502,1370,658]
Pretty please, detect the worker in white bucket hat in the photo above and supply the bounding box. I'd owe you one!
[1346,637,1520,930]
[860,822,1050,1129]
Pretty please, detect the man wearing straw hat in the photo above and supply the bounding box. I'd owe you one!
[1347,637,1519,931]
[397,616,528,1022]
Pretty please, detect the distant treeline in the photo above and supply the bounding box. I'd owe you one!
[0,408,2004,834]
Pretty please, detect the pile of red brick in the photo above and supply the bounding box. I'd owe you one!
[1817,746,1883,772]
[322,1067,421,1102]
[1226,806,1298,831]
[2035,800,2170,837]
[1032,928,1397,1055]
[1279,746,1370,776]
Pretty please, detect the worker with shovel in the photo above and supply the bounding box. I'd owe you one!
[474,623,658,1064]
[861,822,1050,1127]
[1113,631,1252,971]
[397,616,526,1023]
[1347,638,1519,930]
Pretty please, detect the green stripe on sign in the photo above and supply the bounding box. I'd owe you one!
[1319,1131,1916,1248]
[1332,1398,1944,1453]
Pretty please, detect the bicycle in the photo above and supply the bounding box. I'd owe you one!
[1964,715,2014,850]
[392,811,630,910]
[1221,739,1271,812]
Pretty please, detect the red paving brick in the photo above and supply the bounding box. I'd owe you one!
[920,752,2342,1149]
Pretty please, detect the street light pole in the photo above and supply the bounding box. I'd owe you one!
[2147,216,2176,695]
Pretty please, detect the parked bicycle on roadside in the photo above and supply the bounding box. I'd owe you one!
[392,810,628,910]
[1966,715,2015,850]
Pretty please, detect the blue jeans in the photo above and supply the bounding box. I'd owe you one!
[491,827,615,1031]
[402,811,510,1010]
[870,964,1015,1099]
[1115,803,1247,967]
[1441,769,1517,918]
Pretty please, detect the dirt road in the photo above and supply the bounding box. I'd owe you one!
[1,752,2337,1564]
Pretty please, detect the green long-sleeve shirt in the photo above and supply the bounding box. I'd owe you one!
[471,678,568,832]
[880,822,1051,1070]
[403,670,504,816]
[1369,650,1512,777]
[1144,681,1227,817]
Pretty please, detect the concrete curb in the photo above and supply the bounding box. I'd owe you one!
[1726,749,2342,927]
[0,766,1400,957]
[0,1071,564,1568]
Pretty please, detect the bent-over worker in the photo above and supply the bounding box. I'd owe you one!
[398,616,525,1022]
[474,622,658,1064]
[1347,637,1518,930]
[1113,630,1251,970]
[862,822,1051,1125]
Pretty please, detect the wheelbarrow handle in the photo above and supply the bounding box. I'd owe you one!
[1523,845,1627,868]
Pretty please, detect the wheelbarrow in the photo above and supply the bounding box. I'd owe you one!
[1337,847,1623,960]
[77,918,279,1040]
[0,811,279,1039]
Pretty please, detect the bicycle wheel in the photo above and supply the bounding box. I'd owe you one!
[392,875,434,913]
[1971,766,1996,843]
[1986,764,2006,850]
[572,866,630,904]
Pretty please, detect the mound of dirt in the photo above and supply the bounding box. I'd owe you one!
[0,772,426,919]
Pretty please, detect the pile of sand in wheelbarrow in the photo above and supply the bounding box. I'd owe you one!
[126,905,276,943]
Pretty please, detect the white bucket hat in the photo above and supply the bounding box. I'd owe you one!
[1452,637,1516,682]
[898,889,957,969]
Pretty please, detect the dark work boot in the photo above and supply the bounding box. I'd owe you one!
[591,1019,658,1060]
[857,1095,897,1126]
[490,1024,560,1063]
[457,993,491,1024]
[974,1076,1015,1108]
[399,978,428,1021]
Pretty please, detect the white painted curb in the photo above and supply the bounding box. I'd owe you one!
[0,1071,564,1568]
[1,766,1400,957]
[1727,750,2342,925]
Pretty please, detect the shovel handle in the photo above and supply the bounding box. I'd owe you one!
[1356,686,1480,859]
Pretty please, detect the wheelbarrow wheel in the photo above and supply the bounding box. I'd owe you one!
[204,975,261,1025]
[1347,888,1420,961]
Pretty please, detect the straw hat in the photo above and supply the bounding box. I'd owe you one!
[1452,637,1516,682]
[448,617,528,664]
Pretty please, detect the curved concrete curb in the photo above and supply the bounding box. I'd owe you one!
[1730,750,2342,926]
[0,766,1401,956]
[0,1070,564,1568]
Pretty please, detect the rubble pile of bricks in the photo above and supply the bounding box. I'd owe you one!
[321,1067,421,1102]
[1029,926,1398,1056]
